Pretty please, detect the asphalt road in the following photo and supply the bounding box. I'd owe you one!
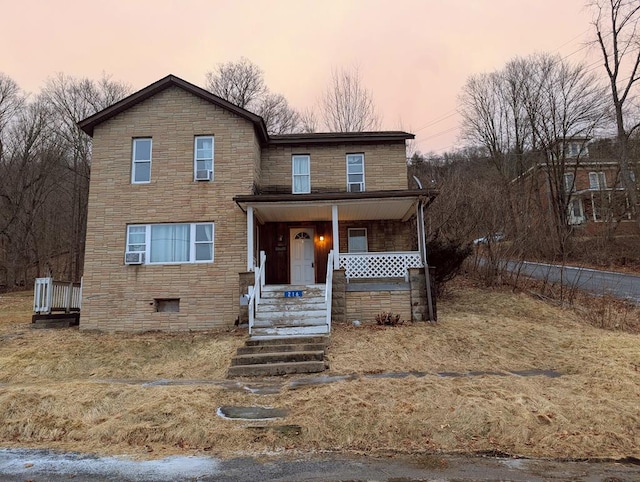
[500,260,640,304]
[1,449,639,481]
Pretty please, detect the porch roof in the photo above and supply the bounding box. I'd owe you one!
[234,189,438,223]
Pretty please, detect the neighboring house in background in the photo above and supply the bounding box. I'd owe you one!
[77,75,437,334]
[521,138,639,235]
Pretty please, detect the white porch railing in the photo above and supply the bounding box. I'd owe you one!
[33,277,82,314]
[339,251,424,282]
[247,250,266,336]
[325,250,334,330]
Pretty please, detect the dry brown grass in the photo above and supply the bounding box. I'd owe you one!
[0,292,244,382]
[1,285,639,460]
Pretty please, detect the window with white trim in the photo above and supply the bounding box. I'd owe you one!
[194,136,214,181]
[347,228,368,253]
[292,155,310,194]
[570,199,583,218]
[132,138,152,183]
[563,173,575,193]
[125,223,214,264]
[589,171,606,190]
[347,153,365,192]
[568,199,584,225]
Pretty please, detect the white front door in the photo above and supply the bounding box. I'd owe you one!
[290,228,315,285]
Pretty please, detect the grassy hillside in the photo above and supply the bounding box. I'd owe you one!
[0,283,638,459]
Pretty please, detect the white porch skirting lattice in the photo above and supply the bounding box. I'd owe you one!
[339,251,424,282]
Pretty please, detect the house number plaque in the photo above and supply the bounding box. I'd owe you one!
[284,291,303,297]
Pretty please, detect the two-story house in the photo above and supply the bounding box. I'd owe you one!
[78,75,437,334]
[521,138,638,234]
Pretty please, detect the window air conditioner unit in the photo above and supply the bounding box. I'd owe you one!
[348,183,363,192]
[125,252,144,265]
[195,170,212,181]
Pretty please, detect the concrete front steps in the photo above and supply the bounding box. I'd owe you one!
[227,336,330,378]
[251,284,330,337]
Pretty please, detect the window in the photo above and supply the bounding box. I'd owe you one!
[194,136,214,181]
[563,173,575,193]
[132,138,152,183]
[292,155,310,194]
[347,228,368,253]
[564,142,587,158]
[568,199,584,225]
[347,153,365,192]
[589,171,606,190]
[125,223,214,264]
[571,200,583,218]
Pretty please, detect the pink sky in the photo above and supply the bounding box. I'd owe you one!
[2,0,597,153]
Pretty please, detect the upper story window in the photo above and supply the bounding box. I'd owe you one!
[125,223,214,265]
[292,155,310,194]
[194,136,214,181]
[347,228,368,253]
[563,173,575,193]
[132,138,152,184]
[567,143,579,157]
[347,153,365,192]
[626,170,636,183]
[589,171,606,190]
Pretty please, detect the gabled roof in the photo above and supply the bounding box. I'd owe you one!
[77,74,415,147]
[78,74,269,142]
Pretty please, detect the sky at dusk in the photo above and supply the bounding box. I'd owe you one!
[2,0,599,153]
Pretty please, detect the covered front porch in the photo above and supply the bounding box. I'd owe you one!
[234,189,437,332]
[235,190,436,282]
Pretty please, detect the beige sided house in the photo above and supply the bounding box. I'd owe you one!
[78,75,437,335]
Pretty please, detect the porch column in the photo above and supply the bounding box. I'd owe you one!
[416,202,423,260]
[332,204,339,269]
[247,206,254,271]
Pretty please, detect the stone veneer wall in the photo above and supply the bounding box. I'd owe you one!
[345,289,411,324]
[408,267,437,322]
[81,86,259,331]
[331,269,346,323]
[238,271,254,324]
[260,142,408,193]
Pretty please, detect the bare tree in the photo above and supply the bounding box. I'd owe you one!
[0,99,67,286]
[526,55,608,249]
[205,57,267,111]
[299,108,319,133]
[591,0,640,220]
[320,66,381,132]
[41,73,131,280]
[0,73,24,160]
[256,93,301,135]
[460,53,607,256]
[205,58,304,134]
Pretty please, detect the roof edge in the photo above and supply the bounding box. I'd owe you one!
[77,74,269,142]
[268,131,414,145]
[233,188,437,204]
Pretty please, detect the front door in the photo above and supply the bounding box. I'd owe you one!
[290,228,315,284]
